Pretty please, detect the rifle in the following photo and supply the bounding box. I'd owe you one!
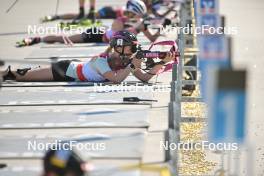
[135,40,180,72]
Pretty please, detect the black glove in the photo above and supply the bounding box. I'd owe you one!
[163,18,171,27]
[142,20,150,31]
[135,50,145,59]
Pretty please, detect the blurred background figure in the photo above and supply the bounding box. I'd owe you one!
[19,0,162,47]
[76,0,96,20]
[41,0,96,23]
[41,5,125,23]
[42,148,93,176]
[142,0,176,18]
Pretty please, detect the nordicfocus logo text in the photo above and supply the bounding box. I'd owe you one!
[27,140,106,151]
[151,24,238,36]
[160,140,238,151]
[27,25,107,35]
[93,82,170,93]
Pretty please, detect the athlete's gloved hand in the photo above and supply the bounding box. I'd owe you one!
[163,51,176,64]
[135,21,148,32]
[142,16,153,30]
[131,57,142,68]
[162,18,172,27]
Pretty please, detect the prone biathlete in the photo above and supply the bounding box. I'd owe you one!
[18,0,161,47]
[41,6,125,22]
[42,0,175,22]
[4,31,175,83]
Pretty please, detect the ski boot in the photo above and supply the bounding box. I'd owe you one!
[87,10,96,23]
[3,66,31,81]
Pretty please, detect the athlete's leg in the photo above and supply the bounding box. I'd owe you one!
[67,34,85,43]
[58,13,79,20]
[79,0,85,8]
[42,35,64,43]
[41,13,79,23]
[77,0,85,19]
[17,34,82,46]
[49,0,85,21]
[89,0,95,10]
[81,28,104,43]
[87,0,96,21]
[5,66,54,81]
[42,34,84,44]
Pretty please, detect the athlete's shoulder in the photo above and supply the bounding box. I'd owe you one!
[93,57,109,65]
[93,57,112,74]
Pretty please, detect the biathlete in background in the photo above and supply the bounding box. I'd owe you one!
[41,0,176,22]
[17,0,162,47]
[41,6,125,22]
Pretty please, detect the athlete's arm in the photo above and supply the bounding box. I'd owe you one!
[142,29,160,42]
[132,52,175,82]
[103,66,131,83]
[136,22,160,42]
[133,64,163,82]
[153,6,175,18]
